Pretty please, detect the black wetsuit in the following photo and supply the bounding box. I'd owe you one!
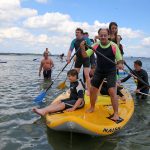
[61,80,85,109]
[91,43,117,89]
[121,69,149,99]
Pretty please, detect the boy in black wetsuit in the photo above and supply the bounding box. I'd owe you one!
[120,60,149,99]
[33,69,85,116]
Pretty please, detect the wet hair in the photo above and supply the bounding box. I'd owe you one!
[109,22,118,31]
[84,32,88,35]
[98,28,109,35]
[134,60,142,67]
[67,69,78,79]
[76,28,84,34]
[109,22,119,42]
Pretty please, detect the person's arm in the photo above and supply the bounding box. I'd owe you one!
[117,35,122,46]
[80,41,100,57]
[90,53,96,68]
[66,39,75,63]
[39,61,43,76]
[65,98,83,112]
[121,75,131,83]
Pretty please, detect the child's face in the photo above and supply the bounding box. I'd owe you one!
[67,75,77,82]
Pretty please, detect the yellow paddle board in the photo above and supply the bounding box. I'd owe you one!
[46,88,134,136]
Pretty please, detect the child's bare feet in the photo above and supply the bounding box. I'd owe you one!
[32,108,45,116]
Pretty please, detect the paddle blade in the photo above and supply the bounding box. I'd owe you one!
[34,91,46,103]
[57,81,67,89]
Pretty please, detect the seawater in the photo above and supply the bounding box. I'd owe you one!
[0,55,150,150]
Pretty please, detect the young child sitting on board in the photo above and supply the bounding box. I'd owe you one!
[33,69,85,116]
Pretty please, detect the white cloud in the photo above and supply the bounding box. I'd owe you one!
[23,12,142,40]
[0,26,71,54]
[118,28,142,39]
[142,37,150,46]
[35,0,48,4]
[0,1,149,56]
[0,0,37,23]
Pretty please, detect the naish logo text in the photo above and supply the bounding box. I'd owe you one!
[103,127,121,133]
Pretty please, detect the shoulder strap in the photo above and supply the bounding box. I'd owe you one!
[79,79,86,90]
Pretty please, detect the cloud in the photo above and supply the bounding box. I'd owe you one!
[35,0,48,3]
[0,26,72,54]
[0,1,148,56]
[142,37,150,46]
[0,0,37,23]
[23,12,142,40]
[119,28,143,39]
[0,27,50,43]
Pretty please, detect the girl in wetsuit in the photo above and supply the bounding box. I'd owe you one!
[33,69,85,116]
[109,22,124,56]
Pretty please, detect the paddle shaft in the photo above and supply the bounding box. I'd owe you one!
[87,45,116,65]
[87,44,150,89]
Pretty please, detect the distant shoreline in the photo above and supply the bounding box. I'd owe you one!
[0,53,149,58]
[0,53,60,56]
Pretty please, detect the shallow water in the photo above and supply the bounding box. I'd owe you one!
[0,55,150,150]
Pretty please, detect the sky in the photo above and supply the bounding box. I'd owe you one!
[0,0,150,57]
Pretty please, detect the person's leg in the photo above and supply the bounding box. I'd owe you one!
[86,86,99,113]
[108,87,119,120]
[107,71,120,120]
[47,69,52,80]
[83,57,91,96]
[33,100,65,116]
[83,67,91,96]
[86,72,103,112]
[43,70,48,79]
[74,58,82,73]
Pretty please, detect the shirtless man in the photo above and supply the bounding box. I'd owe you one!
[39,51,54,80]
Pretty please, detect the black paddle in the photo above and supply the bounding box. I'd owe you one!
[86,44,150,89]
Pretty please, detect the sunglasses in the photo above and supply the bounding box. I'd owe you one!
[99,34,108,38]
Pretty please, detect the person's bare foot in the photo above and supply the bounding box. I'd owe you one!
[110,113,119,121]
[86,107,94,113]
[32,108,45,116]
